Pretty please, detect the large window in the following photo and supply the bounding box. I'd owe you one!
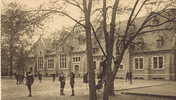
[73,57,80,62]
[136,37,144,50]
[48,58,54,69]
[60,54,67,68]
[38,57,43,69]
[134,57,144,70]
[93,61,96,69]
[152,56,164,69]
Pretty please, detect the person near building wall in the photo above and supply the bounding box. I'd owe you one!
[70,72,75,96]
[59,72,66,95]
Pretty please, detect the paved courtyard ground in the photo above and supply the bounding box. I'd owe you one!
[1,77,176,100]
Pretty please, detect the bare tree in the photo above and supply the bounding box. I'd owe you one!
[32,0,97,99]
[96,1,176,100]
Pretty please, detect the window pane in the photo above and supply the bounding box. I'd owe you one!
[135,58,138,69]
[153,57,157,69]
[76,57,78,62]
[159,57,163,68]
[78,57,80,61]
[48,59,54,68]
[38,57,43,69]
[93,61,96,69]
[65,56,66,68]
[60,55,66,68]
[74,58,76,62]
[139,58,143,69]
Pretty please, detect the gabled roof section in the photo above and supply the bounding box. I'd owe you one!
[131,9,176,52]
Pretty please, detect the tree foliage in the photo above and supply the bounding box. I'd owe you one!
[1,2,50,75]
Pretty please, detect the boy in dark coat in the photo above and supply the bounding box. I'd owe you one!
[15,72,19,85]
[83,72,88,83]
[126,71,129,82]
[70,72,75,96]
[53,74,56,82]
[38,72,42,83]
[59,72,65,95]
[26,70,34,97]
[129,72,133,84]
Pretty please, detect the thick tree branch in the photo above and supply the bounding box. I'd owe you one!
[124,0,140,37]
[91,23,106,57]
[109,0,119,40]
[103,0,109,42]
[82,0,88,16]
[131,0,148,24]
[88,0,92,15]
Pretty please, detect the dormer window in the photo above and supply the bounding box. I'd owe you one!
[136,37,144,50]
[156,35,164,47]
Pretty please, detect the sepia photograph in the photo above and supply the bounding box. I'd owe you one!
[1,0,176,100]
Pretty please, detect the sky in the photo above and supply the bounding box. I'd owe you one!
[1,0,169,41]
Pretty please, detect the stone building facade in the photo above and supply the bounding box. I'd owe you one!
[31,9,176,80]
[129,31,176,80]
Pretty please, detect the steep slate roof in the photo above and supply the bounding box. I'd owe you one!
[131,9,176,53]
[32,36,56,56]
[137,30,176,52]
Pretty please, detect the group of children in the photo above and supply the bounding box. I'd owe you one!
[16,56,133,97]
[58,72,75,96]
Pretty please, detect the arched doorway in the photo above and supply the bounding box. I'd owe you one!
[74,65,80,77]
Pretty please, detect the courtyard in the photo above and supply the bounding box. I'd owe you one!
[2,77,176,100]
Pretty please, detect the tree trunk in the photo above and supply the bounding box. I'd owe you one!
[103,80,109,100]
[82,0,97,100]
[109,79,115,96]
[103,48,113,100]
[83,3,97,100]
[85,25,97,100]
[109,56,123,95]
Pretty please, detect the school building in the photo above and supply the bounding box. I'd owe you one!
[31,9,176,80]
